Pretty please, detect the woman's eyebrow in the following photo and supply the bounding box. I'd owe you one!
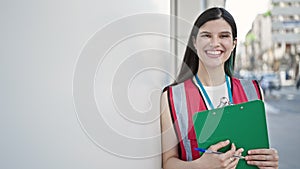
[199,31,232,34]
[220,31,232,34]
[199,31,211,34]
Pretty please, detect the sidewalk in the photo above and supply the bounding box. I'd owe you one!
[264,85,300,169]
[263,85,300,101]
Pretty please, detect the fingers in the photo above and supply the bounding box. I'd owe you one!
[227,157,239,169]
[209,140,235,161]
[233,147,244,160]
[209,140,230,151]
[224,142,236,158]
[208,141,246,168]
[246,148,278,161]
[248,148,278,156]
[247,160,278,168]
[236,147,244,155]
[226,144,244,169]
[222,143,240,168]
[246,148,279,168]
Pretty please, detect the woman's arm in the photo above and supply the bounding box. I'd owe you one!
[160,91,188,168]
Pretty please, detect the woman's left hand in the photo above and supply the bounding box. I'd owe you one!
[245,148,279,169]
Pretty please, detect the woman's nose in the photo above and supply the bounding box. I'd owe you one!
[210,37,220,47]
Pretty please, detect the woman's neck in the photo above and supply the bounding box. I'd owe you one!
[197,65,226,86]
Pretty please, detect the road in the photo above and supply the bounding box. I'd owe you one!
[264,86,300,169]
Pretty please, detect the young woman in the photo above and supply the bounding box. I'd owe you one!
[161,7,279,169]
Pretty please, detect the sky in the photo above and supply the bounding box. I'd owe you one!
[226,0,270,43]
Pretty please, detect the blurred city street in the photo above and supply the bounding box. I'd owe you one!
[264,86,300,169]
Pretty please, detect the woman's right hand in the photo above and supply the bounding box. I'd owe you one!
[193,140,244,169]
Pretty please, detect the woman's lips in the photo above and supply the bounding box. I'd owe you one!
[206,50,222,58]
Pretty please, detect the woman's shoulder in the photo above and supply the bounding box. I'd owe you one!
[231,76,259,84]
[162,78,194,92]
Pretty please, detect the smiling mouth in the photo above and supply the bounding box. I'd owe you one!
[206,50,221,55]
[206,50,223,58]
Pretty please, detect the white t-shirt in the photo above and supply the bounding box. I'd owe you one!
[193,77,229,110]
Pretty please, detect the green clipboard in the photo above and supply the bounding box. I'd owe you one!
[192,100,269,169]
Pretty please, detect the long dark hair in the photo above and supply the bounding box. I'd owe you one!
[175,7,237,84]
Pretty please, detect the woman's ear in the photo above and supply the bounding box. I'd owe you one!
[232,39,237,50]
[192,36,197,48]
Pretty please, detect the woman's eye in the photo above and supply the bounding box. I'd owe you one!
[220,34,230,38]
[201,34,211,38]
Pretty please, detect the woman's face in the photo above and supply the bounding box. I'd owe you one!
[193,18,236,70]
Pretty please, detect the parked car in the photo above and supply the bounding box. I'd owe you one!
[296,77,300,90]
[259,73,281,93]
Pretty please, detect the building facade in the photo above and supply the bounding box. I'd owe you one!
[271,0,300,83]
[240,0,300,85]
[244,13,272,72]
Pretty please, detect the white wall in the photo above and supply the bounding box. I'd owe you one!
[174,0,202,68]
[0,0,172,168]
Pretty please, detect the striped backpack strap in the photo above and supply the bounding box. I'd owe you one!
[170,83,193,161]
[239,79,259,101]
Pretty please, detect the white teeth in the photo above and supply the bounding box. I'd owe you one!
[207,50,221,55]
